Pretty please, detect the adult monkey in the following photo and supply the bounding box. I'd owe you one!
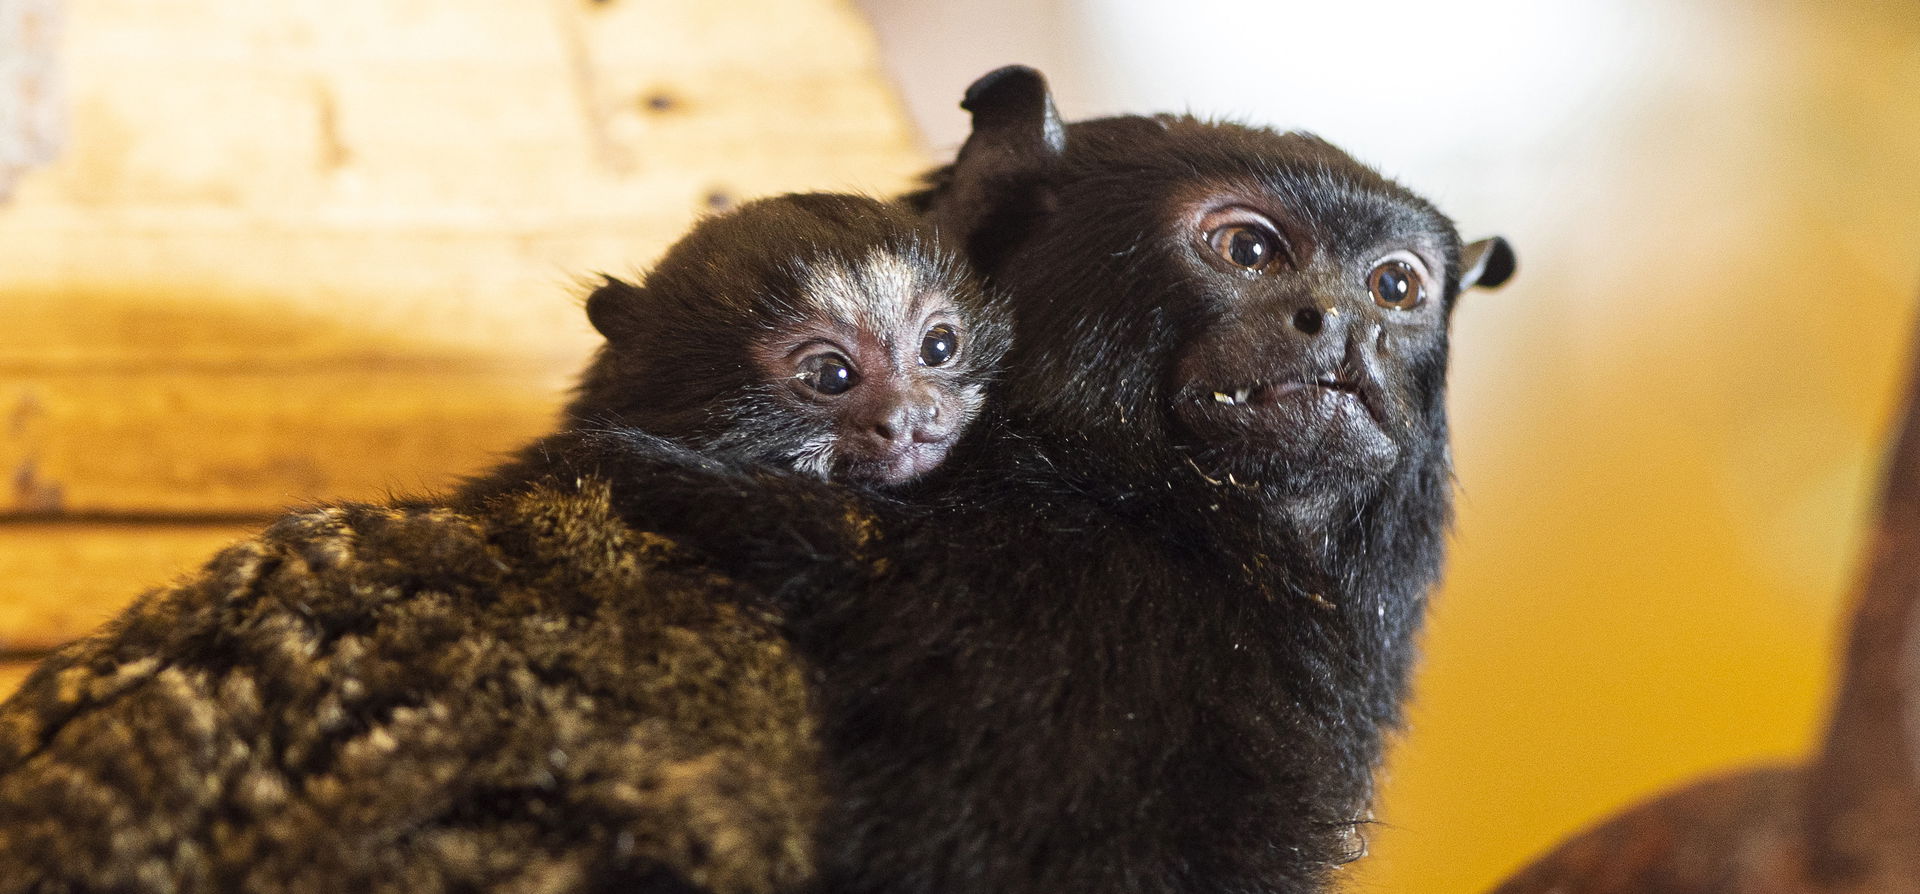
[741,65,1515,893]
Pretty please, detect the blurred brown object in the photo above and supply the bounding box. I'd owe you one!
[1489,311,1920,893]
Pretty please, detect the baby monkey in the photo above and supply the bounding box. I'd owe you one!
[573,193,1008,485]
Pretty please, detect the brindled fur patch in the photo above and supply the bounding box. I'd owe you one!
[0,482,822,894]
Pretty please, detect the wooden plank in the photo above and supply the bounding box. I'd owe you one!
[0,278,591,377]
[0,522,252,652]
[4,366,572,514]
[10,65,917,216]
[0,661,34,703]
[0,184,917,375]
[10,0,921,221]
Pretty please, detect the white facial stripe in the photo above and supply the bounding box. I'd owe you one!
[800,250,932,346]
[793,434,838,479]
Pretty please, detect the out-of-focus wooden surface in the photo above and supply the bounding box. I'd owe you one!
[0,0,62,200]
[0,0,926,697]
[0,523,252,653]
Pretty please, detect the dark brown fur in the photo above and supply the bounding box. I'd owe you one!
[0,483,823,894]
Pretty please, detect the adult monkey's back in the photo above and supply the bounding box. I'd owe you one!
[789,66,1516,893]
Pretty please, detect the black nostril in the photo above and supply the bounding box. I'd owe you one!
[1292,307,1323,335]
[874,421,900,442]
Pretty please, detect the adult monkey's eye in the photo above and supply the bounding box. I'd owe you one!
[1367,256,1427,309]
[1208,224,1280,271]
[920,324,959,367]
[797,353,859,395]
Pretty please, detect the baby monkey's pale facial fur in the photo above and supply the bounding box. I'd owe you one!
[574,193,1010,486]
[751,251,990,483]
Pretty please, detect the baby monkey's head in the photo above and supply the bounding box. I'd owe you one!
[574,193,1009,486]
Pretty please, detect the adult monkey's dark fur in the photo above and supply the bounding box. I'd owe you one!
[749,65,1515,893]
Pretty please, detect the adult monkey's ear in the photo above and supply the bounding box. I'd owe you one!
[926,65,1069,270]
[1459,236,1516,291]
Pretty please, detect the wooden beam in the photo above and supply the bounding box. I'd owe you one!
[0,521,254,651]
[4,364,572,514]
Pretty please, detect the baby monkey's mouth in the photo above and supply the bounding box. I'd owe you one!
[839,438,954,486]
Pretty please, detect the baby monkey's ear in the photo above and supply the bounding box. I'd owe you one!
[1459,237,1517,291]
[585,276,647,344]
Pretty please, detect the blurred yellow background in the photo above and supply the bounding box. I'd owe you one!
[4,1,1920,891]
[1341,3,1920,890]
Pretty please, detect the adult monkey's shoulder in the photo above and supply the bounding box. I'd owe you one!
[0,482,824,894]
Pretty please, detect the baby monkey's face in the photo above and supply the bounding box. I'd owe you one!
[753,251,994,485]
[578,193,1009,488]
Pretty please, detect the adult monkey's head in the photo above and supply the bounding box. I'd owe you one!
[913,66,1514,511]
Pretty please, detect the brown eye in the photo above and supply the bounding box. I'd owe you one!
[920,324,958,367]
[1209,224,1280,270]
[797,352,858,395]
[1367,259,1424,309]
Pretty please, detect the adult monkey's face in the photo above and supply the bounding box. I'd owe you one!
[918,67,1514,499]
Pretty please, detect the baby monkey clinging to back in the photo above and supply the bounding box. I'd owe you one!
[574,193,1009,485]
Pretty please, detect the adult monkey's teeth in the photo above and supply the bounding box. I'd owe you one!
[1209,388,1257,408]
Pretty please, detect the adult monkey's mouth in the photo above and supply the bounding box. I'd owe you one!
[1187,370,1382,428]
[1203,376,1362,409]
[1172,367,1399,475]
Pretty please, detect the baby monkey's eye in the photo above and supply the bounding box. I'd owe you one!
[1208,224,1281,271]
[797,352,859,395]
[920,324,959,367]
[1367,256,1427,310]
